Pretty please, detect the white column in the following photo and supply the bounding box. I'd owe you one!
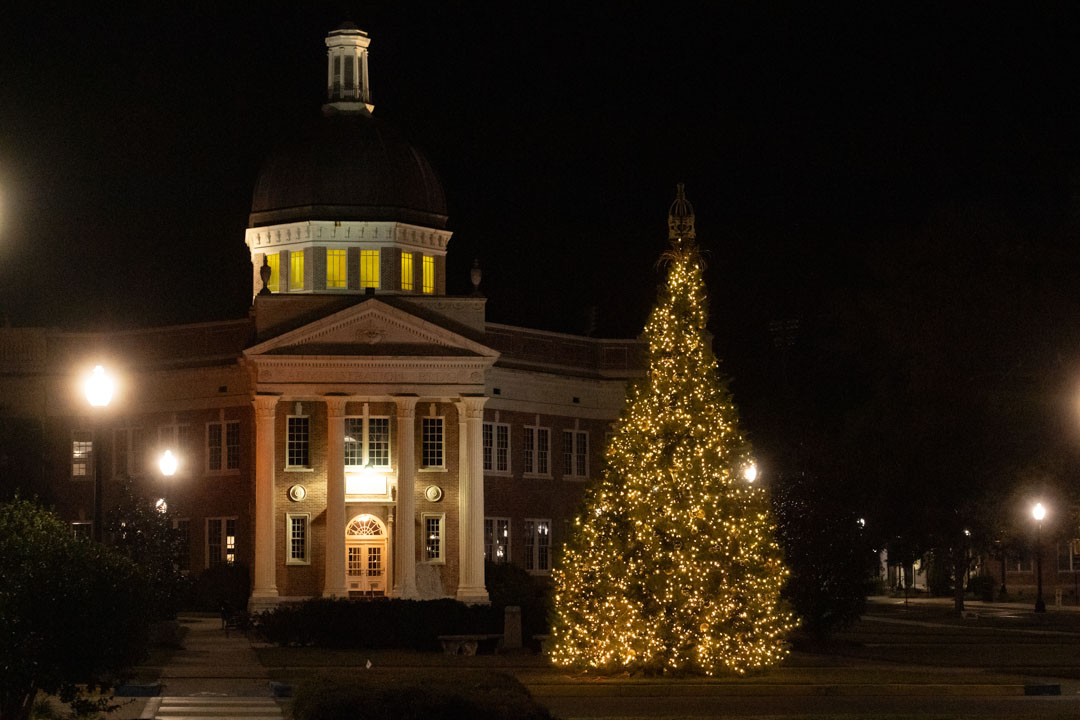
[250,395,279,609]
[455,395,490,604]
[324,397,349,597]
[386,507,395,598]
[393,396,418,599]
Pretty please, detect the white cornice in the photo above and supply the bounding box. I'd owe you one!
[245,220,451,254]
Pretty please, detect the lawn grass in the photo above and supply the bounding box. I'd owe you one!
[256,599,1080,698]
[258,645,1023,690]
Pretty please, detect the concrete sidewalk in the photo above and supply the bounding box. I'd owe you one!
[869,594,1080,613]
[134,615,282,720]
[157,615,272,696]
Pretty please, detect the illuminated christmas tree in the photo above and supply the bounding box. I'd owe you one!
[550,185,796,675]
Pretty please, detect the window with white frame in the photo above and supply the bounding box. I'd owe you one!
[424,513,445,562]
[207,421,240,472]
[483,422,510,473]
[287,513,310,565]
[113,426,144,476]
[523,426,550,475]
[344,416,391,468]
[563,430,588,478]
[484,517,510,563]
[422,417,444,468]
[72,430,93,479]
[1009,553,1033,573]
[1058,540,1080,572]
[72,521,92,539]
[173,518,191,571]
[159,423,193,462]
[286,415,310,468]
[524,519,551,573]
[206,517,237,567]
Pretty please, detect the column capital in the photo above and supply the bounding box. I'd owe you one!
[252,394,279,419]
[324,395,348,417]
[394,394,419,417]
[456,394,488,419]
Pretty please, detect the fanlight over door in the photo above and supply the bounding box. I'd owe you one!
[346,513,387,595]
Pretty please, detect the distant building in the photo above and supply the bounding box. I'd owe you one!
[0,22,644,609]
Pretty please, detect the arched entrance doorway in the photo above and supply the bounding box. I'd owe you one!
[346,513,388,595]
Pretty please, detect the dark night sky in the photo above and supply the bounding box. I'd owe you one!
[2,2,1080,382]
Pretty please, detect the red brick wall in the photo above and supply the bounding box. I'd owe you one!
[482,408,614,573]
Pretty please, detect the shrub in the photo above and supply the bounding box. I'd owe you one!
[0,497,153,720]
[105,477,190,621]
[967,573,995,602]
[925,553,953,597]
[254,598,500,650]
[771,474,874,638]
[485,561,550,642]
[290,674,552,720]
[189,563,251,613]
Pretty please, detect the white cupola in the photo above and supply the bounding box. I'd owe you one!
[324,21,373,114]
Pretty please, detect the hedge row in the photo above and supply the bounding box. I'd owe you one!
[291,674,552,720]
[254,598,501,649]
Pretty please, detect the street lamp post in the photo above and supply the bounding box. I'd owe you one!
[1033,502,1047,613]
[84,365,114,541]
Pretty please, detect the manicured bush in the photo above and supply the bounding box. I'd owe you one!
[290,674,552,720]
[254,598,500,650]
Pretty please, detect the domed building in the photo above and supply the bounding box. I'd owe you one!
[0,23,643,609]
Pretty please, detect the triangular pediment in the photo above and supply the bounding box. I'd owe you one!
[244,299,498,359]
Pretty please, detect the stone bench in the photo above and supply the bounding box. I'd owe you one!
[533,634,551,654]
[437,633,503,656]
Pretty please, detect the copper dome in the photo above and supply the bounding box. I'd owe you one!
[249,112,448,229]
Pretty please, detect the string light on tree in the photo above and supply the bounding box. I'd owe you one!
[550,185,796,676]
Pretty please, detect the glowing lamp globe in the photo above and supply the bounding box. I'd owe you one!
[743,463,758,483]
[84,365,114,407]
[159,450,178,477]
[1033,502,1046,521]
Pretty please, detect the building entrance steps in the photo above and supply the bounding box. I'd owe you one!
[145,697,282,720]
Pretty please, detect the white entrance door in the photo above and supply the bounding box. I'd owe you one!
[346,514,387,595]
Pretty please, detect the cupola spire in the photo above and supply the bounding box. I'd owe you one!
[668,183,695,241]
[324,21,374,114]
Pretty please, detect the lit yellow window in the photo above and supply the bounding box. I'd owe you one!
[360,250,380,289]
[326,249,346,289]
[400,252,414,291]
[289,250,304,291]
[265,253,280,292]
[422,255,435,294]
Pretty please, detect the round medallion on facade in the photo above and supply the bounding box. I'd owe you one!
[288,484,307,502]
[424,485,443,502]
